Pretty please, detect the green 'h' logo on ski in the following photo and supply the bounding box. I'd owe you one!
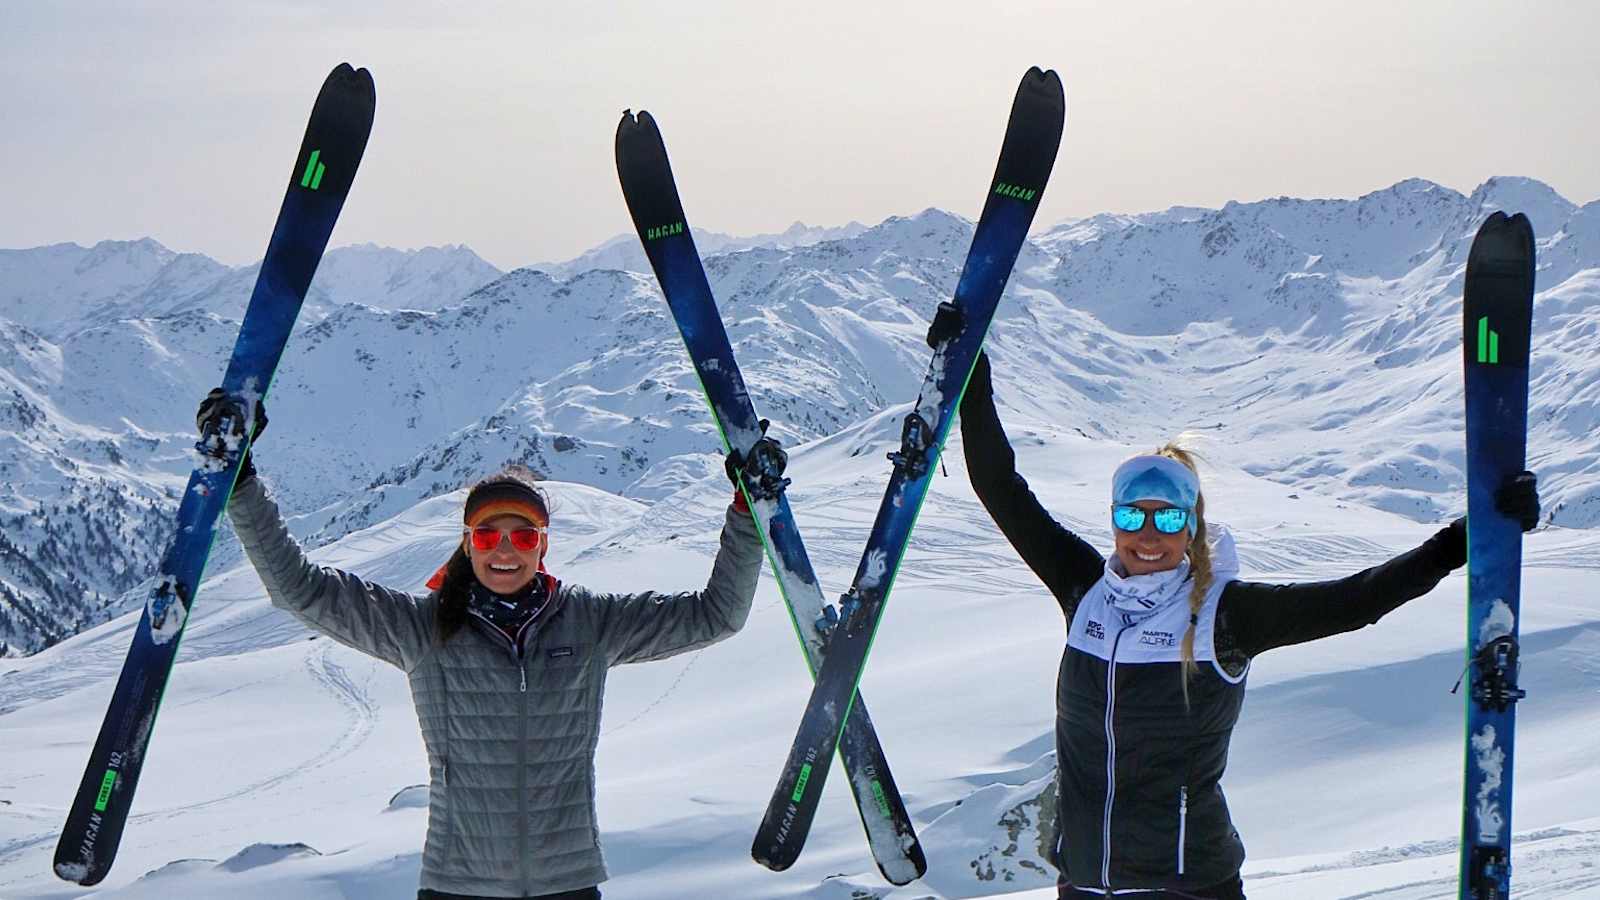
[300,149,326,191]
[94,769,117,812]
[994,182,1037,202]
[646,221,684,241]
[1477,316,1500,364]
[791,763,813,803]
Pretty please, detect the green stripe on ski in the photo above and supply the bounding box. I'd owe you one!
[791,763,814,802]
[93,771,116,812]
[682,367,821,674]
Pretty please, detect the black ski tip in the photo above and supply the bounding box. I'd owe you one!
[614,108,662,155]
[871,841,928,885]
[1021,65,1062,88]
[614,107,687,242]
[987,65,1066,201]
[1472,210,1535,251]
[1464,210,1535,369]
[53,856,106,887]
[617,108,659,139]
[751,843,798,873]
[323,62,376,106]
[1017,65,1065,106]
[1468,211,1536,275]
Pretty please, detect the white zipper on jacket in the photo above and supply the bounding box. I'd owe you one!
[1177,785,1188,875]
[519,643,530,892]
[1101,626,1125,889]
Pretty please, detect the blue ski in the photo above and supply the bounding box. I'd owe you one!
[615,109,926,885]
[54,63,375,886]
[753,67,1066,870]
[1458,211,1535,900]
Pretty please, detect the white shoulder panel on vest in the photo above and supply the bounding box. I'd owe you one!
[1065,525,1243,671]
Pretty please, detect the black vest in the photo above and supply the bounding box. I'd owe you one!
[1055,558,1248,891]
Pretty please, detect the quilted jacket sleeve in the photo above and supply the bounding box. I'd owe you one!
[583,505,763,667]
[228,477,437,672]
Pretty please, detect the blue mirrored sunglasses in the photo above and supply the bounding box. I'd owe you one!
[1111,504,1191,535]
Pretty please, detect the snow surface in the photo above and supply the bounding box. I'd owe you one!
[1,423,1598,898]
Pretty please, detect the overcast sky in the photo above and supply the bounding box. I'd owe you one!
[4,1,1597,269]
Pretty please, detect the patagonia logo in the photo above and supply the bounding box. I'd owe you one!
[1085,620,1105,641]
[548,646,575,659]
[993,181,1037,202]
[1138,630,1177,648]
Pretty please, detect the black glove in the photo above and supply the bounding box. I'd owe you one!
[1494,470,1539,532]
[196,388,268,484]
[725,419,789,504]
[925,300,964,349]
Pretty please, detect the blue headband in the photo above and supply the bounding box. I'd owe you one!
[1112,455,1200,534]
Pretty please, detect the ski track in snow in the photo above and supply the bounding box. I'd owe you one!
[131,642,378,820]
[1247,822,1600,899]
[0,640,378,884]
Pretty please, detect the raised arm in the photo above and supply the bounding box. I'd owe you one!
[1223,471,1540,658]
[959,352,1105,618]
[1221,520,1466,658]
[585,505,763,666]
[229,477,436,671]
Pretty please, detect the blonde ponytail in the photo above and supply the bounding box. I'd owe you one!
[1154,442,1211,703]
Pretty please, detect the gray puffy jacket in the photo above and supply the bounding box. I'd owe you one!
[228,477,762,897]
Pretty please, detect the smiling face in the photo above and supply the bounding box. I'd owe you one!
[465,513,546,595]
[1112,499,1192,576]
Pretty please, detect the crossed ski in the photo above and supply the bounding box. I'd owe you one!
[616,109,927,884]
[620,68,1064,877]
[744,65,1065,873]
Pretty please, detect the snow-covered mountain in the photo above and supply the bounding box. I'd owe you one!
[536,219,871,277]
[0,240,500,340]
[2,176,1599,658]
[296,243,502,313]
[0,241,505,655]
[3,176,1600,898]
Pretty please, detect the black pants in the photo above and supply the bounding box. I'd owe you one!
[1060,873,1246,900]
[418,888,600,900]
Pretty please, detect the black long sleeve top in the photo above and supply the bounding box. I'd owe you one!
[958,353,1466,669]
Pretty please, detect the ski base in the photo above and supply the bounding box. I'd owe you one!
[754,66,1066,871]
[616,109,925,883]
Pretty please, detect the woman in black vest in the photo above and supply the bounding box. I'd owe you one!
[957,352,1539,899]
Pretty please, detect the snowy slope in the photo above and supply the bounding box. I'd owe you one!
[0,241,503,654]
[0,416,1597,899]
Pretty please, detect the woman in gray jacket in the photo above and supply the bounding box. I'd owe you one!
[201,392,767,900]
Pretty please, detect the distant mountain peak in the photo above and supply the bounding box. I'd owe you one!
[1468,176,1577,229]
